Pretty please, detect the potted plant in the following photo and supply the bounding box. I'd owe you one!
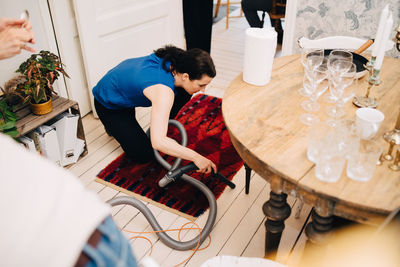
[0,98,18,137]
[16,50,69,115]
[0,75,26,137]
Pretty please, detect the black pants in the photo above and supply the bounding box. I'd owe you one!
[94,87,191,163]
[241,0,284,43]
[183,0,213,53]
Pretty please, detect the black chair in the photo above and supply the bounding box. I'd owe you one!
[269,0,286,35]
[244,163,252,194]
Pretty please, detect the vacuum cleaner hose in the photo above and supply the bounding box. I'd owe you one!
[107,120,217,251]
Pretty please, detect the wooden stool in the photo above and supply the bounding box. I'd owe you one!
[214,0,243,29]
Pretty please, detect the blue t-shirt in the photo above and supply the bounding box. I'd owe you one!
[92,53,175,109]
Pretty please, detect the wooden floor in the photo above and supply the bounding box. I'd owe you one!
[72,11,311,267]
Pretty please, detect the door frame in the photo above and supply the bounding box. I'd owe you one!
[47,0,92,116]
[282,0,298,56]
[38,0,69,98]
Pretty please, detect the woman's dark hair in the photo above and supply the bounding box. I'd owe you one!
[154,45,216,80]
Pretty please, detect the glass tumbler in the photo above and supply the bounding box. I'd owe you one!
[307,121,345,163]
[346,140,382,182]
[335,119,360,159]
[315,149,346,183]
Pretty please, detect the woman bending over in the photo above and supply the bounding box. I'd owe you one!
[93,45,217,174]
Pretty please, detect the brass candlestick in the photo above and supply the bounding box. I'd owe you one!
[383,28,400,145]
[364,56,376,72]
[383,139,396,161]
[396,25,400,52]
[389,148,400,171]
[377,153,384,166]
[383,108,400,145]
[352,68,381,108]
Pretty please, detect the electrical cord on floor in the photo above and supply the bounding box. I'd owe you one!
[108,120,221,265]
[122,221,212,267]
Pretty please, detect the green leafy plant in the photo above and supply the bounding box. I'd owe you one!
[16,50,69,104]
[0,98,18,137]
[1,75,26,106]
[0,75,25,137]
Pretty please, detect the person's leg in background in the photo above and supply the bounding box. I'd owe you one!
[94,99,154,163]
[179,0,213,119]
[241,0,283,43]
[241,0,273,28]
[182,0,213,53]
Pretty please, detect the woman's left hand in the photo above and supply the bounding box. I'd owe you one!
[193,154,217,174]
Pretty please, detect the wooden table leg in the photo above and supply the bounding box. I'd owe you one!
[305,209,334,244]
[262,191,291,259]
[301,209,334,265]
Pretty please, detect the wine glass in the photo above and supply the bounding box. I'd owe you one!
[323,50,353,103]
[328,49,353,64]
[300,59,329,125]
[326,62,357,120]
[299,49,324,97]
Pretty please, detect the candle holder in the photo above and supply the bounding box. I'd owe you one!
[352,68,381,108]
[383,108,400,145]
[377,153,384,166]
[396,25,400,52]
[389,148,400,171]
[382,27,400,145]
[383,139,396,161]
[364,56,376,72]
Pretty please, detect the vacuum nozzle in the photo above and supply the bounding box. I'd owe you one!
[158,163,198,187]
[158,171,176,187]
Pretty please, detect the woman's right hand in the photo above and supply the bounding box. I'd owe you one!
[193,155,217,174]
[0,27,35,60]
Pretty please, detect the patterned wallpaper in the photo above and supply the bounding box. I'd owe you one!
[293,0,400,58]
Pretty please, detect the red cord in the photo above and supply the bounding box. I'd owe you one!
[122,222,211,266]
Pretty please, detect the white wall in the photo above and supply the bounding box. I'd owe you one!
[283,0,400,57]
[0,0,67,98]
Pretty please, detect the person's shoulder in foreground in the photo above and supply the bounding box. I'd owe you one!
[0,134,110,267]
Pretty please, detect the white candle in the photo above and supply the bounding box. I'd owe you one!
[375,13,393,70]
[372,4,389,57]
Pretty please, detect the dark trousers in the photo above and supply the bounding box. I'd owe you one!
[183,0,213,53]
[242,0,273,28]
[94,87,191,163]
[241,0,284,43]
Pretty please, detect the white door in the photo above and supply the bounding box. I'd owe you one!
[72,0,185,115]
[0,0,68,98]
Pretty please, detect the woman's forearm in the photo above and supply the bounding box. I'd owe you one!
[152,136,199,162]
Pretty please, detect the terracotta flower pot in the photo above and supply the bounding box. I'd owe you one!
[30,98,53,115]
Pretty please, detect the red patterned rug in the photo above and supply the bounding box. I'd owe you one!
[96,94,243,220]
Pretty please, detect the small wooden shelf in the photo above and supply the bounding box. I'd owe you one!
[15,96,88,158]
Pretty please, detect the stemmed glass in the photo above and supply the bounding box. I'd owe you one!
[299,59,329,125]
[326,62,357,121]
[299,49,324,97]
[323,50,353,103]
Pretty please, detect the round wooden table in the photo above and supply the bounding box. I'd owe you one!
[222,54,400,258]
